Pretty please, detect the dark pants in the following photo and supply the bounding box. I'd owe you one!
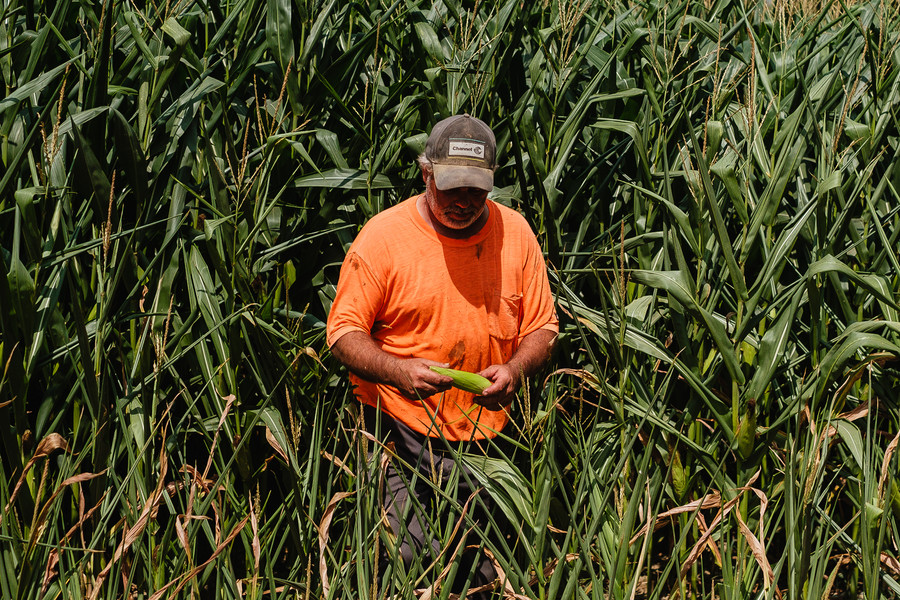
[363,405,499,598]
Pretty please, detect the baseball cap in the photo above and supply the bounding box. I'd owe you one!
[425,114,496,191]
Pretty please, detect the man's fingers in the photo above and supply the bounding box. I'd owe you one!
[473,395,513,411]
[479,383,504,396]
[425,369,452,387]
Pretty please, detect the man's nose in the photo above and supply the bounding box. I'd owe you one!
[446,190,470,204]
[453,187,481,200]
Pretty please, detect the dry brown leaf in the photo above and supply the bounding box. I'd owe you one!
[265,426,289,463]
[59,471,105,488]
[4,433,72,514]
[746,485,780,600]
[214,500,222,546]
[180,464,218,492]
[879,430,900,501]
[175,515,191,558]
[695,512,722,564]
[741,469,762,490]
[735,507,775,590]
[318,491,354,598]
[416,530,472,600]
[89,441,168,600]
[232,582,293,596]
[882,552,900,576]
[482,546,524,598]
[302,346,325,367]
[630,491,722,544]
[547,524,567,534]
[34,432,69,457]
[355,427,379,445]
[832,362,875,409]
[526,554,579,586]
[321,450,354,477]
[832,354,896,412]
[248,495,261,593]
[354,427,401,462]
[675,477,779,598]
[824,399,873,437]
[679,494,744,579]
[250,497,260,572]
[148,513,250,600]
[837,401,872,422]
[547,366,602,393]
[201,393,235,482]
[31,471,108,550]
[63,491,106,547]
[747,486,770,569]
[804,404,816,439]
[40,549,60,595]
[393,494,483,600]
[419,495,482,600]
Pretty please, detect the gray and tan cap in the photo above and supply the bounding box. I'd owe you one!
[425,114,496,191]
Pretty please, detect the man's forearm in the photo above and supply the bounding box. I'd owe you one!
[330,331,401,385]
[329,331,453,399]
[506,328,557,382]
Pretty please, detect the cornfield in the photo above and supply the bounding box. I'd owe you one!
[2,0,900,598]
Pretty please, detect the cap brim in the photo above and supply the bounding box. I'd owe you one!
[432,164,494,191]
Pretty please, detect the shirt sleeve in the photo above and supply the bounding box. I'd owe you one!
[518,232,559,341]
[326,251,386,347]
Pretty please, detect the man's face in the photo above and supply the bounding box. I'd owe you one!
[423,171,489,231]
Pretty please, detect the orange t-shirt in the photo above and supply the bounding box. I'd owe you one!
[326,195,558,441]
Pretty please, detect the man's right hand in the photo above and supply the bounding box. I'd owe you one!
[391,358,454,399]
[330,331,453,399]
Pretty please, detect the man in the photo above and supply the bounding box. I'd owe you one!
[326,114,558,594]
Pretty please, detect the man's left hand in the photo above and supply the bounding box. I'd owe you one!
[470,328,557,411]
[473,364,520,411]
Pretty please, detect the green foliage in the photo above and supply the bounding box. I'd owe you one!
[2,0,900,598]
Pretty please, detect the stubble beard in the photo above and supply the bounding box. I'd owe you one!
[425,186,484,231]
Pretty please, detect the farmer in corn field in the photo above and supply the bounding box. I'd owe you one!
[327,114,558,596]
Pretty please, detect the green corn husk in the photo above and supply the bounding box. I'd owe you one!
[671,447,688,499]
[737,399,757,460]
[429,366,491,395]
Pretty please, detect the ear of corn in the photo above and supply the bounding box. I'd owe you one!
[429,366,492,395]
[737,398,757,460]
[670,447,688,500]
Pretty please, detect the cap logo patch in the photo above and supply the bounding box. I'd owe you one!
[447,138,486,159]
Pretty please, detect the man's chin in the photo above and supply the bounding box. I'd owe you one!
[441,215,476,229]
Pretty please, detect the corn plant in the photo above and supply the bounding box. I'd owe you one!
[2,0,900,598]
